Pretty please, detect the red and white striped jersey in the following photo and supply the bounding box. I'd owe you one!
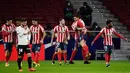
[71,19,87,40]
[2,24,15,43]
[53,25,69,43]
[93,27,126,46]
[30,24,44,44]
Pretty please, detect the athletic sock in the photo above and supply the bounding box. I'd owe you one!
[63,53,67,62]
[17,58,22,69]
[28,57,32,68]
[70,50,77,61]
[58,52,62,63]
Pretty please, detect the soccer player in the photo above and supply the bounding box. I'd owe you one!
[91,20,127,67]
[51,18,70,65]
[2,18,15,66]
[51,40,68,65]
[15,18,23,66]
[69,15,91,64]
[30,19,46,67]
[16,18,36,71]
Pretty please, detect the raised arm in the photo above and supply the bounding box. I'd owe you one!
[2,25,11,36]
[113,29,127,40]
[40,25,46,41]
[91,29,104,45]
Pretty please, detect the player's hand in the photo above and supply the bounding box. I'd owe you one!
[124,38,128,42]
[51,41,53,46]
[91,41,94,46]
[40,39,43,44]
[67,37,70,40]
[27,40,30,44]
[24,31,30,35]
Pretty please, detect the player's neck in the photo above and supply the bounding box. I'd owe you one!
[33,24,38,26]
[106,26,112,29]
[6,23,11,26]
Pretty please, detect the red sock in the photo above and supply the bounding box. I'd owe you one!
[70,50,77,61]
[108,54,111,63]
[82,44,89,55]
[58,52,62,62]
[34,54,36,62]
[63,53,67,62]
[5,56,9,63]
[5,54,11,63]
[82,50,86,61]
[105,53,109,63]
[36,53,39,63]
[52,53,57,62]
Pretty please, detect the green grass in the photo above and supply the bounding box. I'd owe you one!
[0,60,130,73]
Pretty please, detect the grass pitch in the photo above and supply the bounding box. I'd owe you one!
[0,60,130,73]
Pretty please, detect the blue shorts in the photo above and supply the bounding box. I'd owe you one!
[55,42,67,51]
[104,45,113,54]
[4,42,13,52]
[32,44,41,53]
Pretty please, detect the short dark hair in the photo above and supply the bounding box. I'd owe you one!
[106,20,112,25]
[6,17,12,21]
[15,17,21,21]
[59,17,64,21]
[83,2,88,6]
[21,17,27,22]
[73,14,80,18]
[32,18,38,21]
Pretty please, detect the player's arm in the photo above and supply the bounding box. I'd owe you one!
[91,29,104,45]
[71,22,77,31]
[66,27,70,40]
[40,26,46,42]
[51,30,55,45]
[76,27,85,30]
[51,27,57,45]
[12,24,16,32]
[2,25,11,36]
[76,20,86,31]
[113,29,127,40]
[27,28,31,41]
[16,27,28,37]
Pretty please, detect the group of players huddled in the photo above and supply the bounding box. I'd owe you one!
[1,15,127,72]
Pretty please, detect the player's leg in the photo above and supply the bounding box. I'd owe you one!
[104,46,112,67]
[52,43,58,65]
[69,40,78,64]
[17,45,24,72]
[52,51,58,65]
[63,50,67,64]
[4,43,13,66]
[80,40,91,64]
[25,45,36,71]
[33,44,41,67]
[58,48,62,65]
[32,44,37,67]
[63,43,67,64]
[55,43,62,65]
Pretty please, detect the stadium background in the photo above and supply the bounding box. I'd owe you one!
[0,0,129,61]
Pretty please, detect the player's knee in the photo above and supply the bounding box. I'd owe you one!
[58,49,62,52]
[27,53,32,57]
[54,52,58,54]
[63,50,67,53]
[74,48,78,51]
[80,41,85,47]
[18,56,22,58]
[35,51,39,54]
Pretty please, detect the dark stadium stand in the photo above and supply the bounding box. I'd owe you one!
[102,0,130,30]
[0,0,65,28]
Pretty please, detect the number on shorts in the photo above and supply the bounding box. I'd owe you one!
[19,48,23,54]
